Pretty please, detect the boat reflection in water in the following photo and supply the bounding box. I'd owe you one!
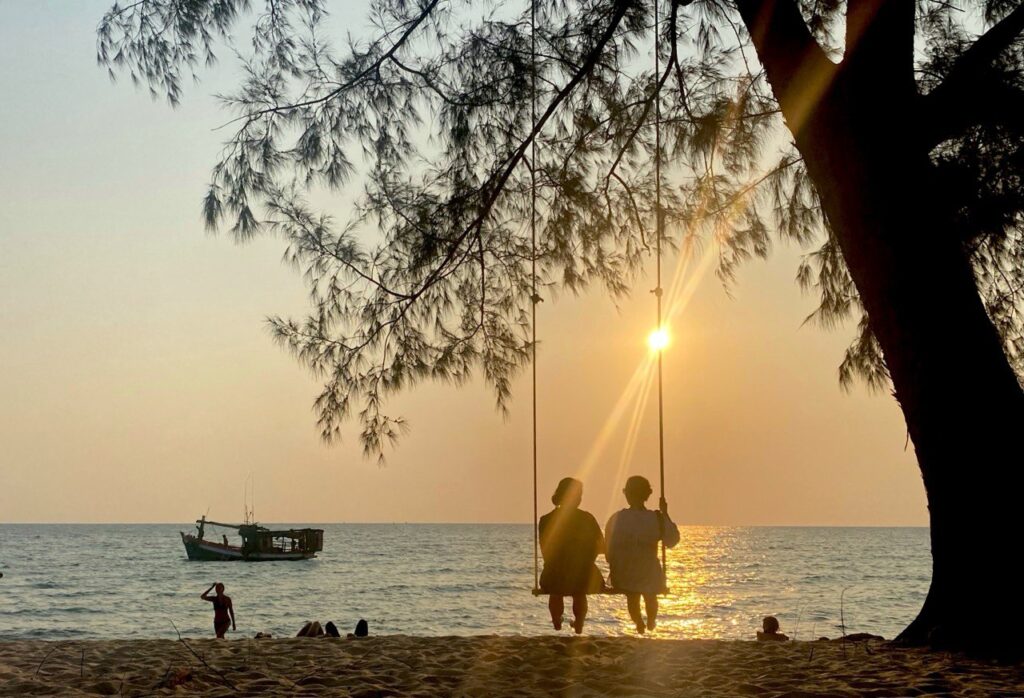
[180,516,324,561]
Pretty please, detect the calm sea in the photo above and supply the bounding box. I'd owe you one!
[0,525,929,641]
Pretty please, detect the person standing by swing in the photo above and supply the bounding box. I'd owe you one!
[538,477,605,633]
[605,475,680,634]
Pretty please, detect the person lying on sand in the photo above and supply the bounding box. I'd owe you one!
[200,582,235,638]
[539,477,605,634]
[297,621,325,637]
[605,476,680,634]
[298,620,366,638]
[756,616,789,641]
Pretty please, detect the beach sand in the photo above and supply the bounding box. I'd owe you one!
[2,636,1022,696]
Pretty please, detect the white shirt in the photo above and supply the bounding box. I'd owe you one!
[605,508,680,593]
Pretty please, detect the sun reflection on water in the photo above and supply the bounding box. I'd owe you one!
[654,527,740,638]
[579,526,868,640]
[571,525,931,641]
[584,527,741,639]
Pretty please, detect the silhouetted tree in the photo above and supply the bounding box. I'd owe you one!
[98,0,1024,651]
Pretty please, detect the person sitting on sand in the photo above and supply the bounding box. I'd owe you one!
[200,582,235,638]
[538,477,605,634]
[346,619,370,638]
[757,616,789,641]
[605,475,680,634]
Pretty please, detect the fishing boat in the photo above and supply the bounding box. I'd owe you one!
[180,516,324,561]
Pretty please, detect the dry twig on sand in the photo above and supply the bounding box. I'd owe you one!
[840,587,852,659]
[156,663,172,689]
[34,645,61,677]
[170,621,237,691]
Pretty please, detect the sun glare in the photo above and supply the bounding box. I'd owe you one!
[647,328,670,352]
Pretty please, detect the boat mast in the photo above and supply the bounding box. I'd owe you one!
[243,473,255,525]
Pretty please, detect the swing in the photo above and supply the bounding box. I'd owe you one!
[529,0,671,598]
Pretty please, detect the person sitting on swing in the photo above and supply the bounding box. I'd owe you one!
[538,477,605,633]
[605,475,680,634]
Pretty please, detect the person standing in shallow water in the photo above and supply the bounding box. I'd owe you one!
[538,477,605,634]
[201,582,235,638]
[605,476,680,634]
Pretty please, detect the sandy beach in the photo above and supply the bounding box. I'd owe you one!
[2,636,1022,697]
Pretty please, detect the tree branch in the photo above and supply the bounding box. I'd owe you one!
[396,0,635,306]
[921,2,1024,147]
[220,0,442,128]
[734,0,835,134]
[843,0,916,94]
[938,1,1024,95]
[922,80,1024,148]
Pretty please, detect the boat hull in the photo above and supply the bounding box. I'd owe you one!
[180,533,316,561]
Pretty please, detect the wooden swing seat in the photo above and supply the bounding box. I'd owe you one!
[531,586,668,597]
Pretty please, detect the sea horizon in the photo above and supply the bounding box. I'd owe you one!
[0,521,931,528]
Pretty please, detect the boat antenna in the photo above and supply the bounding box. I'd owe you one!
[243,474,255,525]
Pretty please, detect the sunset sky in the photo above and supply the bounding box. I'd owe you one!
[0,1,926,525]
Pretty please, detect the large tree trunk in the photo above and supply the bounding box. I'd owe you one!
[802,100,1024,653]
[736,0,1024,653]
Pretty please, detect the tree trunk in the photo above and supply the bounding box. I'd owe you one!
[800,97,1024,653]
[736,0,1024,654]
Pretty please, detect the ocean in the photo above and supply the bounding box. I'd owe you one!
[0,524,930,641]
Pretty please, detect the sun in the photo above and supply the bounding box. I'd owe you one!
[647,327,670,352]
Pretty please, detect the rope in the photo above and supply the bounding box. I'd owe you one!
[653,0,668,591]
[531,0,540,594]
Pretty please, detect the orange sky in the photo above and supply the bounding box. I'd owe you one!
[0,2,925,525]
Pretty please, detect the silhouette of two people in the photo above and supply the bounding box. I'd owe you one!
[539,475,679,634]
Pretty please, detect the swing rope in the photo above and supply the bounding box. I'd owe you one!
[653,0,668,588]
[530,0,540,595]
